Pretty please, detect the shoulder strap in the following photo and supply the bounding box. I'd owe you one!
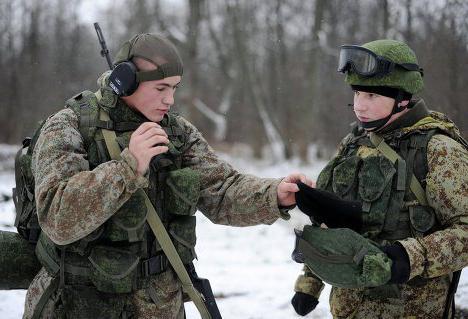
[369,133,428,206]
[66,90,118,151]
[98,108,212,319]
[66,91,100,150]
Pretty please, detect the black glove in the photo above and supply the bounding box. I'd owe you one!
[291,292,319,316]
[382,243,411,284]
[295,182,363,231]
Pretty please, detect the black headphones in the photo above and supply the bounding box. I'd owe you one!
[108,61,139,97]
[108,34,144,97]
[108,34,184,97]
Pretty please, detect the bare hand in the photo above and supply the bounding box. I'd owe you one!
[129,122,169,175]
[277,173,315,207]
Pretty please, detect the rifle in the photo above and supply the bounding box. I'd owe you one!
[94,22,113,70]
[186,263,222,319]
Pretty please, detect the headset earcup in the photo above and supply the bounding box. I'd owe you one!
[108,62,139,96]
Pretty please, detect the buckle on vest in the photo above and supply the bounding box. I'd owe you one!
[96,120,114,130]
[141,255,168,277]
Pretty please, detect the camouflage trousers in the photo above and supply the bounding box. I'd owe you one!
[330,275,451,319]
[23,268,185,319]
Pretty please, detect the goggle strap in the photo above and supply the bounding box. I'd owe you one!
[398,63,424,76]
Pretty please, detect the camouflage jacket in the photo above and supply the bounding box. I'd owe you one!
[31,98,288,247]
[24,75,289,318]
[295,100,468,319]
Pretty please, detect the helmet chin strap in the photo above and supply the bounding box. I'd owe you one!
[359,91,406,131]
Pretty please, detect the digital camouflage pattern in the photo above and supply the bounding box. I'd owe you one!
[294,100,468,319]
[25,268,185,319]
[0,231,41,289]
[294,266,324,299]
[23,72,289,318]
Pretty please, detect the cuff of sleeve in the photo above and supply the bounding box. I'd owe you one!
[269,178,291,220]
[121,148,149,191]
[294,274,325,298]
[397,238,426,280]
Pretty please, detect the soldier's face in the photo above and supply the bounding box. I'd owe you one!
[353,91,394,122]
[124,76,181,122]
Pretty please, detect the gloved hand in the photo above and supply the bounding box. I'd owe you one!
[291,292,319,316]
[295,182,363,231]
[382,243,411,284]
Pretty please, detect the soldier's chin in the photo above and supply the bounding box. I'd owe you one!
[147,113,165,123]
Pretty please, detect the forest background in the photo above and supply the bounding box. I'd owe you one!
[1,0,467,161]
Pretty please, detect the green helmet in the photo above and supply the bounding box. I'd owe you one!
[292,226,392,288]
[344,40,423,95]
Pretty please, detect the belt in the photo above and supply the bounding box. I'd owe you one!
[140,255,168,277]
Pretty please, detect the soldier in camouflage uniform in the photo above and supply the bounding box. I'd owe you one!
[23,33,312,319]
[291,40,468,318]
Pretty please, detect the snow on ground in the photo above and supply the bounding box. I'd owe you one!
[0,151,467,318]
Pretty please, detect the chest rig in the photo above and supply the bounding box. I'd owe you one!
[36,88,200,294]
[316,111,465,245]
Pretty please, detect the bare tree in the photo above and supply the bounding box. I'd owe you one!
[1,0,467,156]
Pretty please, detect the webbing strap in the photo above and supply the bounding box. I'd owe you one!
[36,238,60,275]
[144,196,211,319]
[31,277,60,319]
[369,133,428,206]
[13,148,24,228]
[98,109,211,319]
[99,110,121,160]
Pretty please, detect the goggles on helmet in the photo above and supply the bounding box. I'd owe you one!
[337,45,423,77]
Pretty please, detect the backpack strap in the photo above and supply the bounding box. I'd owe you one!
[65,90,117,151]
[30,277,60,319]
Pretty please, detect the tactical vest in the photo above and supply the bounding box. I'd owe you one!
[35,88,200,294]
[316,111,467,299]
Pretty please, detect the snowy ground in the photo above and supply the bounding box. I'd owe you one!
[0,151,467,318]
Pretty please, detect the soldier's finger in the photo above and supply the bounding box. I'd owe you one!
[134,122,161,135]
[143,135,169,147]
[150,145,169,156]
[288,173,309,183]
[281,181,300,193]
[297,174,308,184]
[302,177,315,188]
[140,127,168,140]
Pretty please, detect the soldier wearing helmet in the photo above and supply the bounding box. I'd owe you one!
[20,33,312,319]
[291,40,468,318]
